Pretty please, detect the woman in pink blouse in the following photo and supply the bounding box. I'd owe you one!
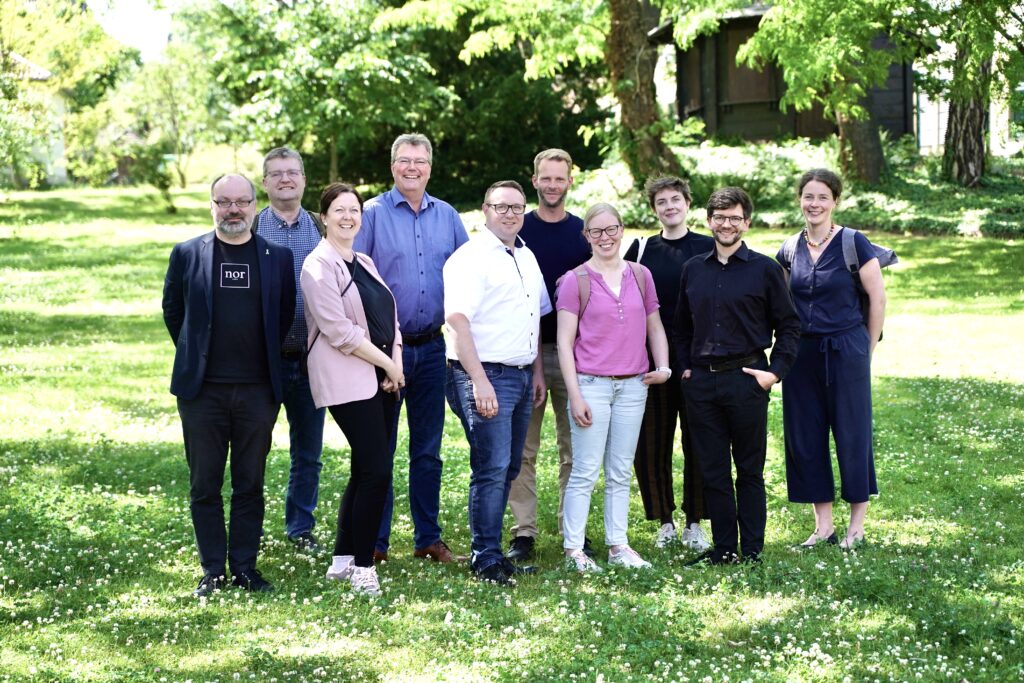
[556,202,671,572]
[301,183,404,596]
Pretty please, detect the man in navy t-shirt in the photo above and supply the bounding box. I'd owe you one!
[163,173,295,597]
[506,149,591,562]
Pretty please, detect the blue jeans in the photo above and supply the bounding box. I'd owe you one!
[280,358,327,538]
[445,361,533,572]
[563,375,648,550]
[376,336,447,552]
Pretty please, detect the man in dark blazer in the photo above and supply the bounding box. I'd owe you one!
[162,173,295,598]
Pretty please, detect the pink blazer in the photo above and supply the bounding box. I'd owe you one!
[300,241,402,408]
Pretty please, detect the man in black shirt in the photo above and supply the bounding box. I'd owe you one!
[624,176,714,552]
[673,187,800,565]
[163,173,296,597]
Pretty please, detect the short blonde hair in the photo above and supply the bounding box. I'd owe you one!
[583,202,622,231]
[533,148,573,176]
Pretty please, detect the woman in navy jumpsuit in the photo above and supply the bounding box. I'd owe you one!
[778,169,886,550]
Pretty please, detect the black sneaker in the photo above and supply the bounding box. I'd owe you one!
[506,536,535,562]
[501,558,538,576]
[193,573,225,598]
[289,532,319,551]
[232,569,274,592]
[683,549,739,567]
[582,536,596,559]
[475,562,513,586]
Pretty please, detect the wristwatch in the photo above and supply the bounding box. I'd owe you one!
[655,367,672,377]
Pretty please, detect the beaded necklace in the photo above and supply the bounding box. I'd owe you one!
[804,224,835,248]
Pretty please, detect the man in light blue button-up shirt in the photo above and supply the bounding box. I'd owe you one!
[354,133,469,562]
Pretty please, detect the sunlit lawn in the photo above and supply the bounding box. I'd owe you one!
[1,186,1022,682]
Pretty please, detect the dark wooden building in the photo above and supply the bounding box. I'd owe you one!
[649,6,914,140]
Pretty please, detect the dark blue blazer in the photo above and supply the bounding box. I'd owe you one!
[162,231,295,401]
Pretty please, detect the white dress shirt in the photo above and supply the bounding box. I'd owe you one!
[443,229,552,366]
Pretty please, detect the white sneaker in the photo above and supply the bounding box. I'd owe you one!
[349,565,381,596]
[325,555,354,581]
[565,550,603,573]
[608,546,653,569]
[655,522,677,548]
[681,523,711,552]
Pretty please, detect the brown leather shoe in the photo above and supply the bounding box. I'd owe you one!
[372,549,388,563]
[413,540,454,563]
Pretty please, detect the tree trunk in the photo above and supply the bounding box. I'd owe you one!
[942,41,990,187]
[606,0,680,186]
[837,112,884,185]
[329,133,338,182]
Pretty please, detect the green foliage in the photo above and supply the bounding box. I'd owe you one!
[178,0,453,183]
[1,186,1024,681]
[129,44,221,188]
[375,0,607,80]
[0,81,52,188]
[129,142,177,214]
[177,0,607,206]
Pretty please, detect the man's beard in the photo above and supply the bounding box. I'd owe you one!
[218,217,248,236]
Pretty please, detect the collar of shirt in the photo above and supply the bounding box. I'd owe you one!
[387,186,436,213]
[478,227,526,253]
[703,241,750,263]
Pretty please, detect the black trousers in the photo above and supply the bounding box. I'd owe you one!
[682,364,769,557]
[633,369,705,524]
[328,384,395,567]
[177,382,280,576]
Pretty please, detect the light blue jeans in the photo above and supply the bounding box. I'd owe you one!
[563,374,648,550]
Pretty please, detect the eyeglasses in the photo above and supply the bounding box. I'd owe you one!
[213,199,254,209]
[486,203,527,215]
[265,169,303,179]
[394,157,431,168]
[586,224,622,238]
[710,214,747,227]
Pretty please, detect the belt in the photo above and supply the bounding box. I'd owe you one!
[448,359,531,371]
[403,328,443,346]
[281,349,303,361]
[696,354,761,373]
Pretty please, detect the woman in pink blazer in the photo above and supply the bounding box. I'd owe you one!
[301,183,404,596]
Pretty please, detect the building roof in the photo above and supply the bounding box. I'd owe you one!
[648,3,771,44]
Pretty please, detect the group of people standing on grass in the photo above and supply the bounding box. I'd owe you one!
[162,132,887,597]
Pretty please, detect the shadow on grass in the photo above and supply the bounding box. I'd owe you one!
[0,234,179,271]
[0,190,210,228]
[0,310,165,346]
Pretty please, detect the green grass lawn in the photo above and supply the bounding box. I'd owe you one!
[1,186,1023,682]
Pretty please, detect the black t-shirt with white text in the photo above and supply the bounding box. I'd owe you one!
[206,237,270,384]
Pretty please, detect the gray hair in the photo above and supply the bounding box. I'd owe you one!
[262,147,304,176]
[390,133,433,164]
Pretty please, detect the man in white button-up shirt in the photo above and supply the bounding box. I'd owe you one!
[443,180,552,585]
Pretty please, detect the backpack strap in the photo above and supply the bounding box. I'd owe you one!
[636,235,649,263]
[840,225,860,278]
[626,261,647,309]
[778,231,802,271]
[573,267,591,318]
[309,210,326,237]
[573,262,647,320]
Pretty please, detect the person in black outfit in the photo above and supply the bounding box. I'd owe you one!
[673,187,800,565]
[162,173,296,597]
[624,176,714,552]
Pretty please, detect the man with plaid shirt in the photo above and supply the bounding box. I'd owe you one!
[254,147,326,551]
